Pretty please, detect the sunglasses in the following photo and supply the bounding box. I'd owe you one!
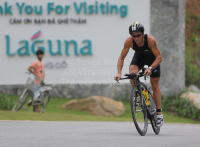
[132,33,142,38]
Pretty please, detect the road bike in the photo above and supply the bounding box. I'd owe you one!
[12,72,52,113]
[116,68,160,136]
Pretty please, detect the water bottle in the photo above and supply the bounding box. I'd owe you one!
[142,89,150,106]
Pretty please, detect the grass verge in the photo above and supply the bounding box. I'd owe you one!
[0,95,199,124]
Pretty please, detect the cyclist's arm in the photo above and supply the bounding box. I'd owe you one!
[117,38,132,75]
[28,63,38,78]
[28,65,35,74]
[148,36,162,69]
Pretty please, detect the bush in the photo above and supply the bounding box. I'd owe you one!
[162,93,200,120]
[0,94,15,110]
[185,48,200,88]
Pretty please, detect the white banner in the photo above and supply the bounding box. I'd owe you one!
[0,0,150,84]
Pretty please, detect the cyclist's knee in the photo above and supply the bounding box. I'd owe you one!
[129,65,139,74]
[129,66,139,87]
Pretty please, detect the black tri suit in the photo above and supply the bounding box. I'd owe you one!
[130,34,161,77]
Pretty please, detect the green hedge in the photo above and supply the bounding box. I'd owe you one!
[162,93,200,120]
[185,48,200,88]
[0,94,15,110]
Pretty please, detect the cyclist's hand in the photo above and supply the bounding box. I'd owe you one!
[114,74,121,81]
[35,75,40,80]
[144,68,152,76]
[40,80,45,86]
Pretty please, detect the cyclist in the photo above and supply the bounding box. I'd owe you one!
[28,49,45,113]
[114,21,164,127]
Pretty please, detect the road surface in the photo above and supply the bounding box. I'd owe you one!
[0,121,200,147]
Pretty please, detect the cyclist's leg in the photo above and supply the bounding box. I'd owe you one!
[129,53,144,87]
[33,84,40,100]
[150,77,161,114]
[33,84,40,113]
[34,106,39,113]
[150,65,161,113]
[150,66,164,126]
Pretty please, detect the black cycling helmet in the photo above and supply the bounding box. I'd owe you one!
[36,49,44,56]
[129,21,145,35]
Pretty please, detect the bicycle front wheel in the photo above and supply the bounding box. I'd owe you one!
[149,89,160,135]
[130,87,148,136]
[12,89,30,111]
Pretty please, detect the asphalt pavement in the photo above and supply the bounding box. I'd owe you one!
[0,121,200,147]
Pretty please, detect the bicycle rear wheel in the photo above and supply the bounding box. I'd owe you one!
[149,89,160,135]
[130,87,148,136]
[12,89,30,111]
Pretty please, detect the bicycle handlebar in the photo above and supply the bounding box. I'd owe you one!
[115,67,150,82]
[116,71,150,83]
[116,72,145,80]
